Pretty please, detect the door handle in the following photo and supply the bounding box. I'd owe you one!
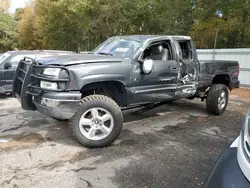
[170,67,177,71]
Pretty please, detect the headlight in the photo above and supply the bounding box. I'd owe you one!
[43,68,61,78]
[40,68,69,90]
[58,69,69,90]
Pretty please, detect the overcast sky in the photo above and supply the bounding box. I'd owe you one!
[9,0,30,13]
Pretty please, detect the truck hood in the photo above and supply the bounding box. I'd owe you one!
[36,54,124,66]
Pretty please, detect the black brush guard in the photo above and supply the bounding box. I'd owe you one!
[13,57,70,110]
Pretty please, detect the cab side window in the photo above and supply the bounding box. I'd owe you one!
[143,41,173,61]
[178,40,192,60]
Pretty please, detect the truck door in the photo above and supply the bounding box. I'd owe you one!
[0,52,14,92]
[132,40,180,104]
[175,39,199,97]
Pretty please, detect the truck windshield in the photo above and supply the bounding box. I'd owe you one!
[93,38,141,58]
[0,52,14,64]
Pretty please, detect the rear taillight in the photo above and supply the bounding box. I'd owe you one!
[232,64,240,77]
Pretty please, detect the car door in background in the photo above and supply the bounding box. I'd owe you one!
[1,54,35,92]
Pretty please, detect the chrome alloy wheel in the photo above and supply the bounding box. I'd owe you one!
[218,90,226,110]
[78,107,114,140]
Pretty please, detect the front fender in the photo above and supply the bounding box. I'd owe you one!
[66,71,130,91]
[65,60,132,91]
[78,74,127,89]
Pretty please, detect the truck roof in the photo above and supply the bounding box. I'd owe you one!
[113,35,191,42]
[12,50,76,54]
[1,50,76,55]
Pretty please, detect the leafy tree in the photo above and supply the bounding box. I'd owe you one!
[190,18,232,48]
[0,0,16,52]
[15,0,250,50]
[0,0,10,13]
[17,0,91,51]
[84,0,193,48]
[0,13,16,51]
[190,0,250,48]
[14,8,25,21]
[17,6,37,49]
[221,0,250,47]
[44,0,90,51]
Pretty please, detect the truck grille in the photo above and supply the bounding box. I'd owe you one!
[13,57,70,110]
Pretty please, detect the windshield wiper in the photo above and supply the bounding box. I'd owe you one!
[98,52,113,56]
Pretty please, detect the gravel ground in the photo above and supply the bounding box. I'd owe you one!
[0,94,249,188]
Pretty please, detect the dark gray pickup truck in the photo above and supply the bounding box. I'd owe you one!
[13,35,240,148]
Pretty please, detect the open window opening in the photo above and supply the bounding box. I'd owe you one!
[142,41,173,61]
[178,40,193,60]
[178,40,196,84]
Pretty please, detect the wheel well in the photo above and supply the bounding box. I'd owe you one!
[80,81,127,107]
[212,74,230,87]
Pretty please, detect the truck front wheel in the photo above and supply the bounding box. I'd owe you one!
[70,95,123,148]
[206,84,229,116]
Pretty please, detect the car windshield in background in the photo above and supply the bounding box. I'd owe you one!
[93,38,141,58]
[0,52,14,64]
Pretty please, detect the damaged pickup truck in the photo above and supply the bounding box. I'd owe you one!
[13,35,240,148]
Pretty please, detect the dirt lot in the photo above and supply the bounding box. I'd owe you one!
[0,92,249,188]
[231,88,250,99]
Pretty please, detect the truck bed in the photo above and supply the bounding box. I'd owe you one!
[198,60,239,91]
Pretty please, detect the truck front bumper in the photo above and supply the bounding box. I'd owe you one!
[33,92,81,120]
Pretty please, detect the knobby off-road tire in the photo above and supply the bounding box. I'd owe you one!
[206,84,229,116]
[70,95,123,148]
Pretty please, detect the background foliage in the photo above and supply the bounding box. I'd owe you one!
[0,0,16,52]
[1,0,250,52]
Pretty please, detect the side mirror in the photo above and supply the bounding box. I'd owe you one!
[142,59,153,74]
[4,62,12,69]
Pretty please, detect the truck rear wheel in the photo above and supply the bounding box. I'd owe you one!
[70,95,123,148]
[206,84,229,116]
